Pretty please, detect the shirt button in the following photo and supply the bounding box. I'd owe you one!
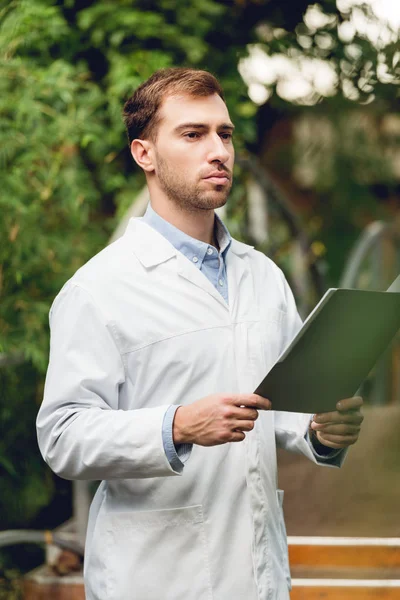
[207,248,213,255]
[192,256,199,263]
[219,279,224,286]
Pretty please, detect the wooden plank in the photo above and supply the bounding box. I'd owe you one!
[291,579,400,599]
[23,566,84,600]
[288,538,400,569]
[291,567,400,580]
[289,544,400,569]
[291,587,400,599]
[23,581,85,600]
[288,537,400,545]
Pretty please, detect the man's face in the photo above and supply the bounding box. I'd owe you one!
[150,93,235,212]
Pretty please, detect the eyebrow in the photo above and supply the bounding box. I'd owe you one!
[173,122,235,133]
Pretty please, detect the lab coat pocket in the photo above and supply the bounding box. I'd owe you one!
[101,504,213,600]
[276,489,292,591]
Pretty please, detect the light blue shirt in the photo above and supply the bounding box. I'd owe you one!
[141,204,340,471]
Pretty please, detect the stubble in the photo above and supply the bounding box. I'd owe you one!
[155,152,232,213]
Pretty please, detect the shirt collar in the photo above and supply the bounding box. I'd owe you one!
[141,203,232,269]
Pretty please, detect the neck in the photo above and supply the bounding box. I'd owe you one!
[149,199,216,245]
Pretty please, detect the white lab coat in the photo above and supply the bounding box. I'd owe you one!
[37,218,342,600]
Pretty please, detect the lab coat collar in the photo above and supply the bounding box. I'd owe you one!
[125,218,253,269]
[230,238,254,256]
[126,219,178,268]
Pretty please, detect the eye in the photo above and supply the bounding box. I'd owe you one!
[184,132,201,139]
[220,133,233,141]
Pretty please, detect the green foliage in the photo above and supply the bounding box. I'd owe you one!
[0,363,53,528]
[0,569,22,600]
[1,7,109,370]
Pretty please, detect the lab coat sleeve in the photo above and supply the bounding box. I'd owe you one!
[273,271,347,467]
[36,282,181,481]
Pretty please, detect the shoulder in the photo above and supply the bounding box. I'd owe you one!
[68,237,130,292]
[51,223,142,311]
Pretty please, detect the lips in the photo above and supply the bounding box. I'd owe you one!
[203,171,230,184]
[204,171,230,179]
[204,176,230,184]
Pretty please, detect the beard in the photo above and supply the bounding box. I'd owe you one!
[155,152,232,212]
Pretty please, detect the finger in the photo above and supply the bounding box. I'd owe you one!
[232,420,255,432]
[232,394,271,411]
[313,410,363,425]
[317,432,359,447]
[336,396,363,412]
[312,413,363,427]
[315,437,349,449]
[233,408,259,421]
[230,431,246,442]
[311,423,361,435]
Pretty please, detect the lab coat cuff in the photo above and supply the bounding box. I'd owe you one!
[162,405,192,473]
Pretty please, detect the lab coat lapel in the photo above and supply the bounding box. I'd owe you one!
[177,238,254,313]
[176,253,228,310]
[226,239,253,312]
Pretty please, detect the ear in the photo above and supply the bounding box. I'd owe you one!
[130,139,155,172]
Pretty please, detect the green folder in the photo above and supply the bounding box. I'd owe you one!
[254,275,400,413]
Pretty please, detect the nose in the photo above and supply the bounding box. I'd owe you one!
[206,133,232,165]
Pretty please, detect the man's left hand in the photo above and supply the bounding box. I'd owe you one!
[310,396,364,449]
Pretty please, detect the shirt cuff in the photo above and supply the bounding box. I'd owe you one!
[162,405,192,473]
[305,428,343,461]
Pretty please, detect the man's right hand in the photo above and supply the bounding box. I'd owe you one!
[173,393,271,446]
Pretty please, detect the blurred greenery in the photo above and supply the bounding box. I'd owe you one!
[0,0,399,585]
[0,569,21,600]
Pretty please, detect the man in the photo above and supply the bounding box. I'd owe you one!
[37,68,363,600]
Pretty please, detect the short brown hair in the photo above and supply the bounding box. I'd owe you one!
[123,67,225,144]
